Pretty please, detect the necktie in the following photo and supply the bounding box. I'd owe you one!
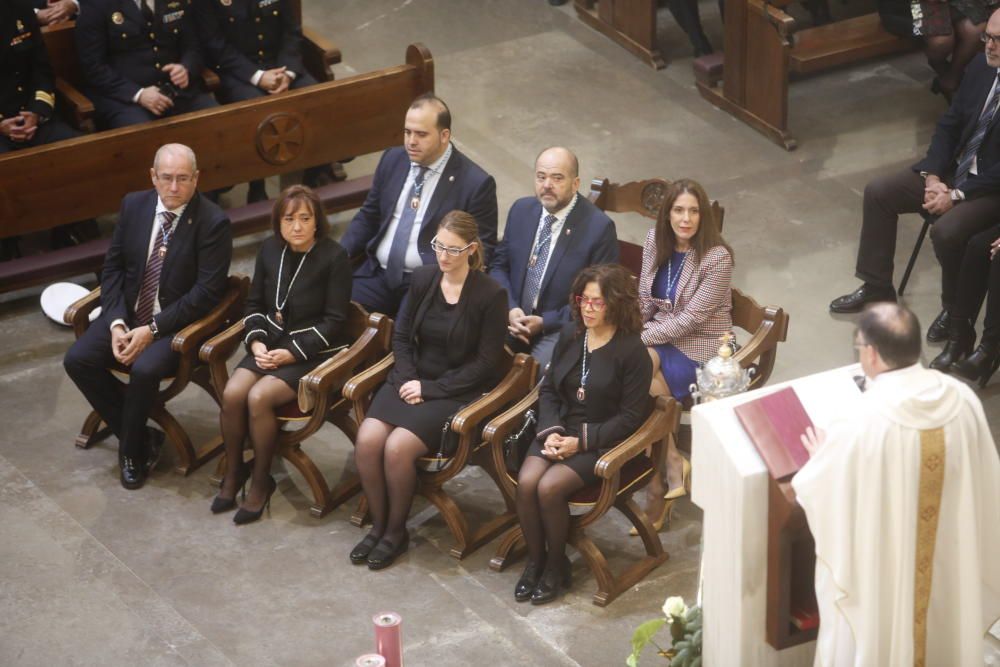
[385,165,429,289]
[520,214,558,312]
[955,75,1000,188]
[134,211,177,327]
[138,0,154,21]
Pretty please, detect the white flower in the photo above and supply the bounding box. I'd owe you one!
[662,596,687,621]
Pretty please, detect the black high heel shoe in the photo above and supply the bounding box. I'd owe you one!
[951,343,1000,388]
[514,559,545,602]
[530,555,572,605]
[210,464,250,514]
[233,476,276,525]
[929,317,974,372]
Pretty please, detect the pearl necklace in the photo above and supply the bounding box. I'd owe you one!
[274,243,313,324]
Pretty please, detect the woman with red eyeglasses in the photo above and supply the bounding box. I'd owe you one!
[512,263,652,605]
[637,178,734,534]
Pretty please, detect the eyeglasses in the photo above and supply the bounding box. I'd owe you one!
[981,31,1000,45]
[430,237,474,256]
[155,173,194,185]
[575,296,606,310]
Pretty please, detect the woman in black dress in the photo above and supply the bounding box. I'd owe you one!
[514,264,653,605]
[212,185,352,524]
[349,210,508,570]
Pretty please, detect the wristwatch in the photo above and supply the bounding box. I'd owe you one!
[950,188,965,202]
[149,318,160,339]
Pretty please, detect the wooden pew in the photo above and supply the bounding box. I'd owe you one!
[0,44,433,293]
[693,0,914,149]
[573,0,665,70]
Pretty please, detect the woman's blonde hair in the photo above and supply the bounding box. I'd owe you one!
[438,210,485,271]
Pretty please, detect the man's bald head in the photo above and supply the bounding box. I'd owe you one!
[153,143,197,172]
[535,147,579,179]
[857,302,922,370]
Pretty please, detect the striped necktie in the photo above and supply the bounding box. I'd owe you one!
[955,74,1000,188]
[520,214,558,312]
[134,210,177,327]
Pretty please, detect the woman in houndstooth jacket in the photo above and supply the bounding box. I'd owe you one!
[636,178,734,533]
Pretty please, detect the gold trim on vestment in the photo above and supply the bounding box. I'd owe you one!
[913,427,945,667]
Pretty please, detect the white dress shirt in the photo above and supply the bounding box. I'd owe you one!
[375,143,454,272]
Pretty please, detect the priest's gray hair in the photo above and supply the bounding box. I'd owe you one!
[857,303,922,369]
[152,143,198,172]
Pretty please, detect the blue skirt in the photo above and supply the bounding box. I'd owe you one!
[654,344,698,401]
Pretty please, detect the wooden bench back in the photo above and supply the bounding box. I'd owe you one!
[41,21,84,90]
[0,44,433,235]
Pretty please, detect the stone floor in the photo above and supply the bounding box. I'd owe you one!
[3,1,1000,665]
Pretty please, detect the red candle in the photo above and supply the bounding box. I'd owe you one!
[355,655,386,667]
[373,612,403,667]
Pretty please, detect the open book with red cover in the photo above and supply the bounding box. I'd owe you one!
[734,386,813,480]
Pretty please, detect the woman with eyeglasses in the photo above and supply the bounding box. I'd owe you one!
[636,178,734,534]
[512,263,652,605]
[213,185,352,524]
[349,210,508,570]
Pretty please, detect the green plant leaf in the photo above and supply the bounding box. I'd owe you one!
[625,654,638,667]
[691,629,702,648]
[690,657,701,667]
[629,618,666,661]
[674,647,691,663]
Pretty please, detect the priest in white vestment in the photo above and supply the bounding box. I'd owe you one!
[793,303,1000,667]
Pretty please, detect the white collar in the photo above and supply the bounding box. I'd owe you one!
[542,192,578,225]
[411,142,453,177]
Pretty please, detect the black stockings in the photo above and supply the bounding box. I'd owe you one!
[927,20,985,95]
[354,418,428,544]
[219,368,296,509]
[516,456,586,571]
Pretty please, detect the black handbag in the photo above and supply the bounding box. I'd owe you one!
[423,415,460,473]
[503,409,536,473]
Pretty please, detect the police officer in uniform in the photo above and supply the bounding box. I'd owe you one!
[2,0,86,258]
[194,0,336,202]
[75,0,217,129]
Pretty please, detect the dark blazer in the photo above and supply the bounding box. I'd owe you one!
[194,0,305,82]
[489,194,618,334]
[242,236,352,362]
[100,189,232,336]
[388,264,508,401]
[914,53,1000,199]
[536,322,652,454]
[76,0,204,107]
[340,145,498,272]
[1,1,56,120]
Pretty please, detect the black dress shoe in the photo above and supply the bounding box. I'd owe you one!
[367,532,409,571]
[120,457,146,490]
[350,533,382,565]
[951,342,1000,387]
[233,476,277,525]
[514,559,545,602]
[929,317,974,372]
[146,427,165,473]
[829,283,897,313]
[926,309,951,343]
[530,556,572,605]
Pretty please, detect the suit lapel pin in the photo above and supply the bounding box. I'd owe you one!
[448,175,455,182]
[565,229,571,235]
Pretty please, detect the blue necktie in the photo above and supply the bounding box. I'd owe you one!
[955,75,1000,188]
[520,214,558,312]
[135,210,176,326]
[385,165,429,289]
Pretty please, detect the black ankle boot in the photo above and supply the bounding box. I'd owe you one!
[530,555,571,605]
[929,317,974,372]
[515,559,545,602]
[951,341,1000,387]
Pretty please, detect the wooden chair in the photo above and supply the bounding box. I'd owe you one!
[484,391,682,607]
[64,274,250,474]
[589,177,789,389]
[343,350,539,559]
[200,302,392,518]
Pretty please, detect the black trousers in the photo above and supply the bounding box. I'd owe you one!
[95,90,218,129]
[351,261,412,319]
[953,224,1000,343]
[855,168,1000,308]
[63,316,181,463]
[0,118,78,153]
[215,69,318,103]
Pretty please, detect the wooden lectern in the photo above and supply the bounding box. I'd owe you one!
[691,364,865,667]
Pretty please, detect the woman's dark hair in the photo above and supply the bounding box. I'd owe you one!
[438,210,485,271]
[569,264,642,335]
[654,178,733,268]
[270,185,328,240]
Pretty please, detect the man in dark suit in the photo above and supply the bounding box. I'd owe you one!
[75,0,217,129]
[193,0,333,204]
[489,147,618,369]
[63,144,232,490]
[339,94,498,317]
[831,9,1000,349]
